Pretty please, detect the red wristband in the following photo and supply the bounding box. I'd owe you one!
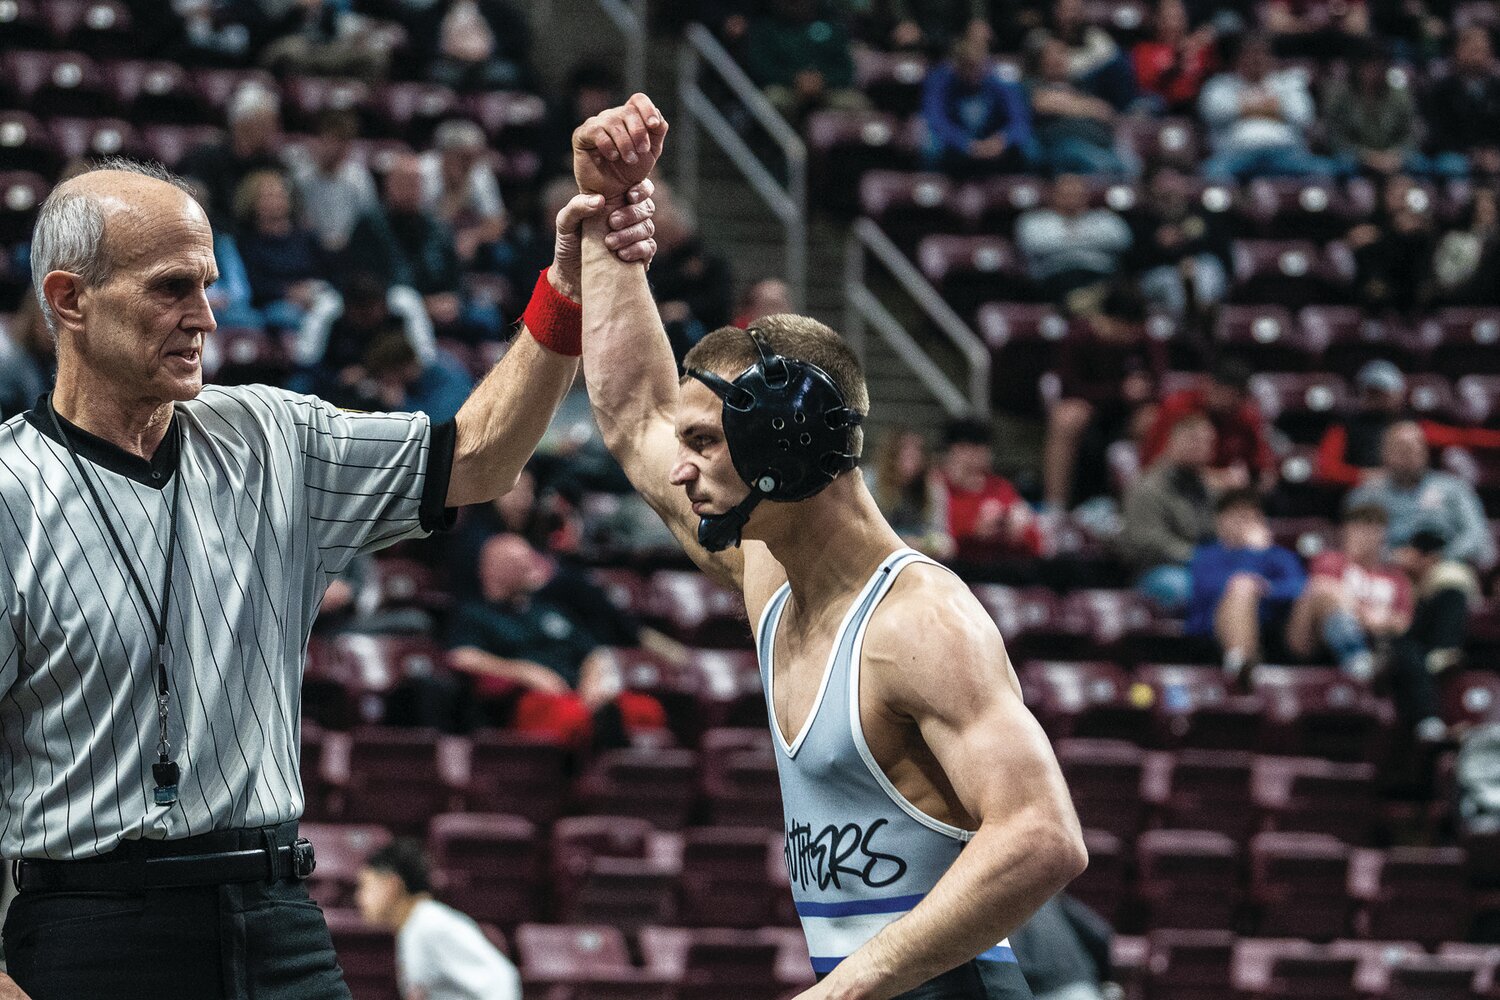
[521,267,582,357]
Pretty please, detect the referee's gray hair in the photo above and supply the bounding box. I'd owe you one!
[30,157,198,338]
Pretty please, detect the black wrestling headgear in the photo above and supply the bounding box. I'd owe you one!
[686,327,863,552]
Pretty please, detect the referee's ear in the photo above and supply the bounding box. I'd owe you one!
[41,270,87,339]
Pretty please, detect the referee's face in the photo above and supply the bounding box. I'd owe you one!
[80,184,219,404]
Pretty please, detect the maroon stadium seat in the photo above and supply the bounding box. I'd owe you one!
[339,726,458,832]
[1405,373,1459,422]
[106,60,211,125]
[1273,445,1346,518]
[1054,738,1146,843]
[299,822,392,910]
[1022,662,1149,745]
[463,90,546,151]
[852,47,929,115]
[516,922,633,978]
[859,169,963,243]
[1456,375,1500,427]
[1261,952,1360,1000]
[280,75,371,131]
[0,0,51,50]
[1136,829,1240,930]
[324,909,400,1000]
[370,81,461,144]
[1214,304,1314,371]
[3,49,117,117]
[1351,846,1471,946]
[1071,829,1128,924]
[1424,309,1500,376]
[591,567,650,616]
[1255,665,1393,763]
[557,855,681,934]
[0,110,62,176]
[576,748,699,829]
[461,730,570,824]
[1382,953,1486,1000]
[428,812,541,929]
[1229,239,1354,308]
[1249,372,1349,444]
[1145,928,1237,1000]
[1250,832,1354,940]
[368,557,450,613]
[1242,178,1370,241]
[43,1,135,59]
[207,324,290,386]
[48,115,146,164]
[975,303,1075,417]
[1443,671,1500,728]
[1137,663,1264,751]
[1300,306,1431,379]
[1147,748,1257,843]
[805,110,911,211]
[678,826,776,928]
[1254,756,1378,845]
[638,927,782,1000]
[959,174,1049,233]
[139,124,224,170]
[0,171,49,245]
[191,67,278,116]
[699,728,782,830]
[1117,116,1205,171]
[916,234,1029,318]
[969,583,1061,660]
[643,571,748,648]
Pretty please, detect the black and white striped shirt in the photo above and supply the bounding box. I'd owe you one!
[0,384,455,859]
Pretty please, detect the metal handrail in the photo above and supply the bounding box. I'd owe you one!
[844,217,991,417]
[676,22,807,309]
[591,0,648,94]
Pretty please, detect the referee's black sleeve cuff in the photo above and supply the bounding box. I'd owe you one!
[420,420,459,534]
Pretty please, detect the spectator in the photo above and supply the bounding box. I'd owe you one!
[282,108,381,254]
[1042,311,1165,509]
[735,277,795,328]
[1429,187,1500,306]
[428,0,533,91]
[1423,26,1500,179]
[1141,358,1277,491]
[1119,412,1219,611]
[921,36,1035,177]
[362,325,476,423]
[1345,173,1436,316]
[1316,359,1412,485]
[448,464,581,593]
[0,295,53,421]
[1133,166,1233,319]
[887,0,993,54]
[870,430,955,559]
[1009,894,1114,1000]
[420,119,508,269]
[231,169,327,329]
[649,181,735,358]
[447,534,672,748]
[1185,488,1307,683]
[1048,0,1140,109]
[1326,45,1460,178]
[355,838,522,1000]
[1199,33,1343,179]
[1285,504,1412,679]
[1262,0,1371,59]
[1132,0,1219,113]
[180,82,283,221]
[745,0,872,124]
[1390,529,1482,739]
[937,418,1043,566]
[1345,420,1497,569]
[257,0,398,80]
[1015,174,1134,305]
[1028,35,1132,175]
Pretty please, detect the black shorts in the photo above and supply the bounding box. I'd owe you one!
[823,959,1035,1000]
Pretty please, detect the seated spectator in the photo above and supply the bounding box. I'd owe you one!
[180,82,284,222]
[355,839,522,1000]
[1185,488,1307,682]
[1345,420,1498,569]
[1429,187,1500,307]
[448,464,581,593]
[1042,311,1165,509]
[0,295,53,421]
[1133,166,1233,320]
[746,0,872,125]
[1016,174,1134,304]
[363,330,475,424]
[936,419,1043,566]
[1424,26,1500,179]
[870,430,955,559]
[421,119,508,270]
[1132,0,1219,113]
[1326,45,1461,178]
[1262,0,1370,59]
[1285,504,1412,679]
[888,0,993,54]
[1048,0,1140,110]
[1390,529,1482,739]
[1119,412,1219,611]
[735,277,795,328]
[282,108,380,255]
[1345,174,1436,316]
[1028,36,1131,175]
[428,0,533,91]
[257,0,398,81]
[1199,33,1344,179]
[921,36,1035,178]
[1142,358,1276,492]
[650,182,734,359]
[447,534,673,748]
[232,169,327,329]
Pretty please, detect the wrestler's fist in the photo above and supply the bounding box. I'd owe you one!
[573,93,668,201]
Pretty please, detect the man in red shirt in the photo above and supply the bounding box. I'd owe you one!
[937,418,1043,566]
[1141,359,1276,491]
[1285,503,1412,679]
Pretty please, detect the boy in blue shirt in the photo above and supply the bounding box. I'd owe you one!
[1186,487,1306,684]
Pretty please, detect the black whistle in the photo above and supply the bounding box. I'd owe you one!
[153,760,180,806]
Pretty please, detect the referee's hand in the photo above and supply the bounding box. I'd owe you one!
[551,179,656,301]
[0,971,35,999]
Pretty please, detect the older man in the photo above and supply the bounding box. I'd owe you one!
[0,157,656,999]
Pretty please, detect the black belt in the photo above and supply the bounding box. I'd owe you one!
[12,839,317,893]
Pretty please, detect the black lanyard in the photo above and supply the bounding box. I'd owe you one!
[46,395,183,806]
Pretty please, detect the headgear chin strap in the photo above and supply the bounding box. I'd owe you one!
[687,327,863,552]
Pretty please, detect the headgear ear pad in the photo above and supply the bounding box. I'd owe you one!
[686,327,863,550]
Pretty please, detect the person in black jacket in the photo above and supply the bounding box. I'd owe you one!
[1424,26,1500,179]
[1391,529,1482,740]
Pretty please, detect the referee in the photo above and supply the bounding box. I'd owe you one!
[0,157,657,999]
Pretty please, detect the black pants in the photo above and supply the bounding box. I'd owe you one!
[3,827,350,1000]
[824,960,1035,999]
